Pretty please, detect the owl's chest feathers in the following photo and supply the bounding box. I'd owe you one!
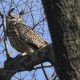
[7,22,21,37]
[7,22,31,53]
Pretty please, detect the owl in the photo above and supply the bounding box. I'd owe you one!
[6,8,48,56]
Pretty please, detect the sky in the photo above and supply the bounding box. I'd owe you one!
[0,0,55,80]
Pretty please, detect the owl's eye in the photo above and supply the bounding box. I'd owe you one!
[7,16,15,19]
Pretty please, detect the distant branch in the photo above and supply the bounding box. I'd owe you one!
[33,17,46,29]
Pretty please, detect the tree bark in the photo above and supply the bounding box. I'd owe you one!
[42,0,80,80]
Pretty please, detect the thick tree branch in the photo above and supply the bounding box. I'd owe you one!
[0,44,54,80]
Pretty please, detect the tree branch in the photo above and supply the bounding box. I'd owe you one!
[0,11,12,60]
[0,44,54,80]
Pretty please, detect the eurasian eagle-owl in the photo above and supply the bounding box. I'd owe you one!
[6,8,48,56]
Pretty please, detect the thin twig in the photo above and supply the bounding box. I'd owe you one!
[33,17,46,29]
[34,65,52,70]
[0,10,11,60]
[41,63,49,80]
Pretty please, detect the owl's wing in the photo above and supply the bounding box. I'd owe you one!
[17,23,48,49]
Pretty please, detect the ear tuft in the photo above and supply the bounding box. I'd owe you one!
[10,8,15,12]
[8,8,15,16]
[19,10,25,16]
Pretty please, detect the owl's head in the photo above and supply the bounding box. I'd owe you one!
[6,8,25,23]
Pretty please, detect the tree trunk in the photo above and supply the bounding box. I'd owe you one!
[42,0,80,80]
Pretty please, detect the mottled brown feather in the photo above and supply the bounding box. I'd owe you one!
[6,11,48,54]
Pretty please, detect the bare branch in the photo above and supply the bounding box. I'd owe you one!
[0,44,54,80]
[41,63,49,80]
[33,17,46,29]
[0,10,11,60]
